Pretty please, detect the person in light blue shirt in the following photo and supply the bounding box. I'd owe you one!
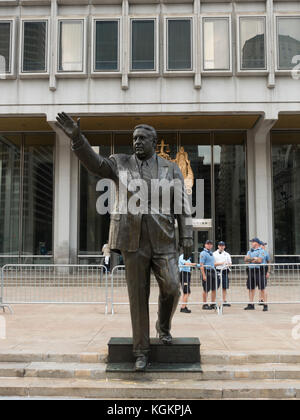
[258,241,270,311]
[244,238,264,311]
[178,254,199,313]
[200,240,219,310]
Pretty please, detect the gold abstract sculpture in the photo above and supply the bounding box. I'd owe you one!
[156,141,194,195]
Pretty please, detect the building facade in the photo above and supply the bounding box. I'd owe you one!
[0,0,300,265]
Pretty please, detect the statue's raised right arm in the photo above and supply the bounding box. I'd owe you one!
[56,112,117,180]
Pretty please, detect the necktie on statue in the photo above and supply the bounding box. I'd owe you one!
[141,160,152,207]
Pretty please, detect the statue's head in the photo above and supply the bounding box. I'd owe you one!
[133,124,157,160]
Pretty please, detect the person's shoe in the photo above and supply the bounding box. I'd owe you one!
[244,304,255,310]
[223,302,231,307]
[209,304,217,310]
[263,304,268,312]
[180,307,192,313]
[258,300,264,306]
[135,355,148,371]
[202,304,210,310]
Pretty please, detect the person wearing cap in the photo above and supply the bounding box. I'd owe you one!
[213,241,232,307]
[244,238,265,310]
[178,254,199,313]
[258,241,270,312]
[200,240,219,310]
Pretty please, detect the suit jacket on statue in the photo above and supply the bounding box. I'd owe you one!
[72,134,193,253]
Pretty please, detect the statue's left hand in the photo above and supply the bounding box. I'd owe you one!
[182,238,193,260]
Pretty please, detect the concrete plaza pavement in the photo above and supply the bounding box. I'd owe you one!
[1,302,300,356]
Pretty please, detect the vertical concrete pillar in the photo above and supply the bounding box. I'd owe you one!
[247,116,277,257]
[48,123,78,265]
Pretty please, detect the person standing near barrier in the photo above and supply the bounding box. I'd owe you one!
[244,238,264,310]
[178,253,199,313]
[102,243,111,273]
[56,113,193,372]
[213,241,232,307]
[258,241,270,312]
[200,240,219,310]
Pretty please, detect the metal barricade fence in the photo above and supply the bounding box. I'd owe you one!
[111,265,220,314]
[219,263,300,310]
[1,265,109,313]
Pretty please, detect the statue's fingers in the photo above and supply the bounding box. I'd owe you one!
[62,112,73,122]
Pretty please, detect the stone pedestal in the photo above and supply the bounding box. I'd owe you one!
[106,337,201,373]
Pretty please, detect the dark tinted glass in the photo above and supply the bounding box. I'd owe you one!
[23,21,47,72]
[0,22,11,72]
[132,20,155,70]
[95,20,119,71]
[168,19,191,70]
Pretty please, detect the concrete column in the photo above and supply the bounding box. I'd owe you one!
[247,116,277,257]
[48,123,79,265]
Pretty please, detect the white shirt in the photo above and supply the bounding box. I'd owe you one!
[213,250,232,270]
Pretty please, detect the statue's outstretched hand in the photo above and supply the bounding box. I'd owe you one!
[56,112,80,140]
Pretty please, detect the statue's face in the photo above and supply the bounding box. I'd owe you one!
[133,128,156,160]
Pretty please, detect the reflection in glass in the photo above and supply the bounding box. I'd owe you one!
[0,135,21,255]
[95,20,119,71]
[0,22,11,73]
[272,141,300,254]
[131,20,155,71]
[240,17,266,69]
[277,17,300,70]
[203,18,230,70]
[23,21,47,72]
[59,20,83,72]
[214,144,247,255]
[167,19,192,70]
[22,136,54,255]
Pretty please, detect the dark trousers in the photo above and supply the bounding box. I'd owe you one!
[122,217,180,357]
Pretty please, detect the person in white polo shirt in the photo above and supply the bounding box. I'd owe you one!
[213,241,232,307]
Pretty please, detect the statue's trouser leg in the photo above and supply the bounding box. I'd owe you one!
[151,254,181,337]
[122,220,152,358]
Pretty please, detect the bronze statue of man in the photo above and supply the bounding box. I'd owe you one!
[56,113,193,371]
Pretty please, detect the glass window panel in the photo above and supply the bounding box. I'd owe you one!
[0,22,11,73]
[180,133,211,219]
[59,20,83,72]
[95,20,119,71]
[272,133,300,254]
[22,134,54,255]
[203,18,230,70]
[0,135,21,256]
[214,143,247,255]
[168,19,192,70]
[131,20,155,71]
[240,17,266,69]
[23,21,47,72]
[79,134,112,254]
[277,17,300,70]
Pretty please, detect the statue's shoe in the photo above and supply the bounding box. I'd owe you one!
[155,321,172,345]
[135,355,148,371]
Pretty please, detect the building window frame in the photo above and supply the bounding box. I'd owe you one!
[19,18,50,77]
[56,17,87,77]
[275,14,300,75]
[91,17,121,77]
[164,16,194,75]
[129,16,159,75]
[201,15,232,76]
[236,14,268,75]
[0,19,15,78]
